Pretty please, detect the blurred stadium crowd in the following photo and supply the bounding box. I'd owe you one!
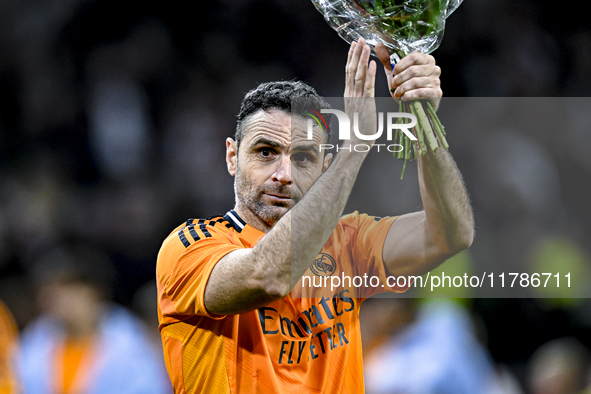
[1,0,591,393]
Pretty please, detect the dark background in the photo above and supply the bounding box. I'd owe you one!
[1,0,591,391]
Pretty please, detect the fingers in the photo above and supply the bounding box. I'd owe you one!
[398,87,443,101]
[354,43,371,96]
[344,38,375,98]
[387,52,442,102]
[393,64,440,88]
[393,74,441,98]
[345,42,357,96]
[392,52,435,75]
[364,60,377,98]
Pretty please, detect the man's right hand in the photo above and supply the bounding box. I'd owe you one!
[203,40,380,316]
[343,38,378,145]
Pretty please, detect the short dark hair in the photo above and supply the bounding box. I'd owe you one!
[235,80,332,146]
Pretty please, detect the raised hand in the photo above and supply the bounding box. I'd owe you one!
[375,43,442,109]
[344,38,378,144]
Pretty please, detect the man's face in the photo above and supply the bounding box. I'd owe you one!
[226,109,331,231]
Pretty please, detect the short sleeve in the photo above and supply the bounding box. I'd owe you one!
[341,212,411,298]
[157,227,242,320]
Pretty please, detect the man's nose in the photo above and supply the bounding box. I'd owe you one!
[272,154,292,185]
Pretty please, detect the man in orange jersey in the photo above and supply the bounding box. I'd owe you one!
[157,38,474,393]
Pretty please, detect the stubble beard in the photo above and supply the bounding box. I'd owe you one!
[235,165,293,229]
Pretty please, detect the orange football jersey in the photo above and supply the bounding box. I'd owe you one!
[156,210,407,393]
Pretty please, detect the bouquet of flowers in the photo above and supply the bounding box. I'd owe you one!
[311,0,462,177]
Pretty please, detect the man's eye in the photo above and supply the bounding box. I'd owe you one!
[293,152,311,164]
[260,148,272,157]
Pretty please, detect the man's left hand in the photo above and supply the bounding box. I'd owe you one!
[375,43,442,109]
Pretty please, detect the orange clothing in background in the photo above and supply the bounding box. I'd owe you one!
[0,300,18,394]
[53,336,95,394]
[157,210,407,393]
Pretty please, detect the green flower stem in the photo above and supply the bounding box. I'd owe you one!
[408,102,426,155]
[397,129,405,159]
[401,129,409,179]
[426,100,448,147]
[431,114,449,150]
[397,107,405,159]
[424,101,449,149]
[412,101,438,153]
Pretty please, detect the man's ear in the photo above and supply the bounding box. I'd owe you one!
[322,152,333,172]
[226,138,238,176]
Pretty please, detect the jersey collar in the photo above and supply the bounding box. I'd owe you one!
[224,209,264,244]
[224,209,246,232]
